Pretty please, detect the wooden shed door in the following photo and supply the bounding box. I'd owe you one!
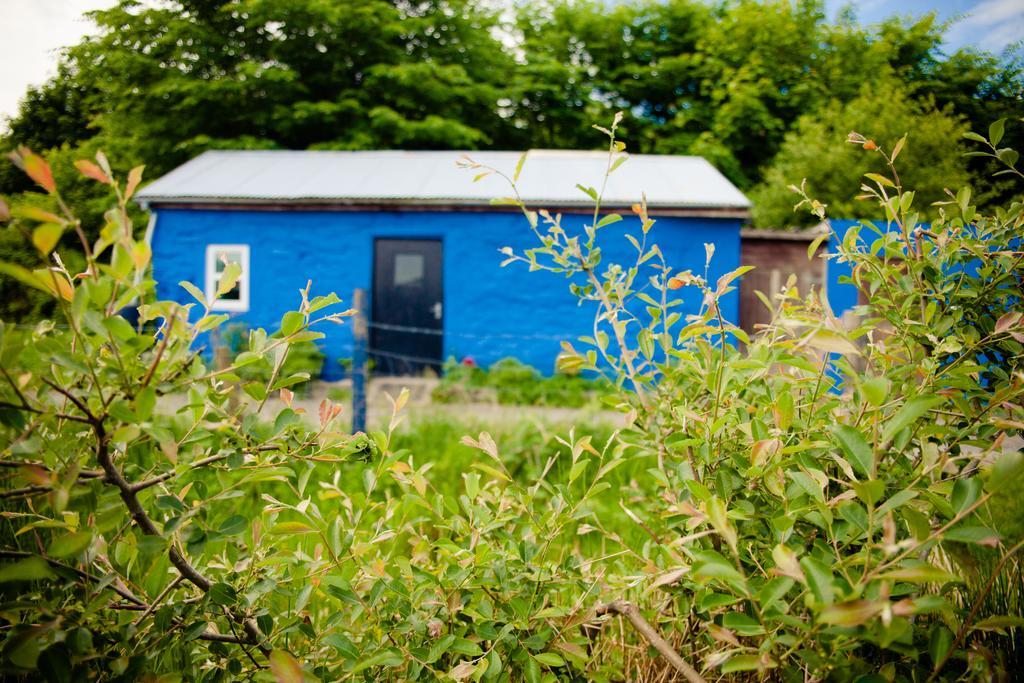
[371,239,443,375]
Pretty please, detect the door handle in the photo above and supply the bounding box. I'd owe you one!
[431,302,442,320]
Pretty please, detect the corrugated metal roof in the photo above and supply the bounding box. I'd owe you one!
[135,149,751,213]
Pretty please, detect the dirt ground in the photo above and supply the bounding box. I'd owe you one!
[162,378,623,431]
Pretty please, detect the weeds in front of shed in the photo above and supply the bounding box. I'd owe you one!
[432,356,612,407]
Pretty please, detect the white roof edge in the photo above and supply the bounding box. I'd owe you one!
[136,149,752,212]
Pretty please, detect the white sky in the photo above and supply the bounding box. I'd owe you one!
[1,0,1021,129]
[0,0,110,128]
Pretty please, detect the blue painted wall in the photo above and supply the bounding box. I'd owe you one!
[827,219,908,319]
[826,219,861,319]
[150,208,742,379]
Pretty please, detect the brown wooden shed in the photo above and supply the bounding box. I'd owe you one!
[739,224,828,335]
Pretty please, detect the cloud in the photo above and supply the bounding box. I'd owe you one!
[947,0,1024,51]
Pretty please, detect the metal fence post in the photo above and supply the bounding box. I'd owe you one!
[351,288,368,434]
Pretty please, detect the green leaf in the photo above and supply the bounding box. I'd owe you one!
[104,314,136,341]
[209,582,237,606]
[878,564,961,584]
[32,223,64,255]
[881,396,941,443]
[270,522,316,535]
[179,280,207,307]
[426,635,455,663]
[47,531,92,559]
[524,657,540,683]
[830,425,873,479]
[270,373,310,391]
[861,377,889,407]
[706,496,737,553]
[819,600,884,626]
[182,620,208,641]
[996,147,1019,167]
[595,213,622,229]
[134,386,156,421]
[989,118,1005,147]
[805,329,860,356]
[864,172,895,188]
[756,577,794,609]
[280,311,304,336]
[0,261,52,294]
[243,382,268,401]
[944,526,1000,546]
[216,262,242,297]
[853,480,885,508]
[800,557,834,605]
[351,649,402,674]
[928,625,953,667]
[308,292,341,314]
[807,232,828,261]
[575,184,598,201]
[514,151,527,182]
[196,313,228,332]
[0,556,55,582]
[269,649,304,683]
[534,652,565,667]
[722,611,764,635]
[875,488,918,517]
[951,477,982,516]
[218,515,248,536]
[721,654,765,673]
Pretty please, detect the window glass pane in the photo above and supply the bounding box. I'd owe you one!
[394,253,424,287]
[215,250,241,273]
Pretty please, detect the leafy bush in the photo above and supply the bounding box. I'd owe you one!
[432,356,609,407]
[0,114,1022,683]
[463,114,1024,679]
[220,321,325,394]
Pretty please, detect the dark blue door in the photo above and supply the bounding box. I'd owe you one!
[370,239,443,374]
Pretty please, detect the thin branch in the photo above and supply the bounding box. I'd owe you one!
[131,452,230,492]
[596,600,706,683]
[0,485,53,500]
[0,400,92,424]
[40,378,95,421]
[92,421,270,655]
[0,550,145,607]
[0,460,104,479]
[141,314,176,389]
[133,575,184,626]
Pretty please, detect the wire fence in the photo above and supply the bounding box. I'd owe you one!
[363,319,578,376]
[365,320,573,342]
[3,318,577,374]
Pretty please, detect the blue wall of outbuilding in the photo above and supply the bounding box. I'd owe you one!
[151,208,743,379]
[827,219,912,319]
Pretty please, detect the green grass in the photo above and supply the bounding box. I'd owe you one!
[432,357,612,407]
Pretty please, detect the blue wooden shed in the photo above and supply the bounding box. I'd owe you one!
[136,150,751,379]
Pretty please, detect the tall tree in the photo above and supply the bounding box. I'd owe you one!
[63,0,517,172]
[749,78,970,227]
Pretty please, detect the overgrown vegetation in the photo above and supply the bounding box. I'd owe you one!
[431,357,609,408]
[2,0,1022,320]
[0,114,1022,682]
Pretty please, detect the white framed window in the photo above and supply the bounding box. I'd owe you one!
[204,244,250,312]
